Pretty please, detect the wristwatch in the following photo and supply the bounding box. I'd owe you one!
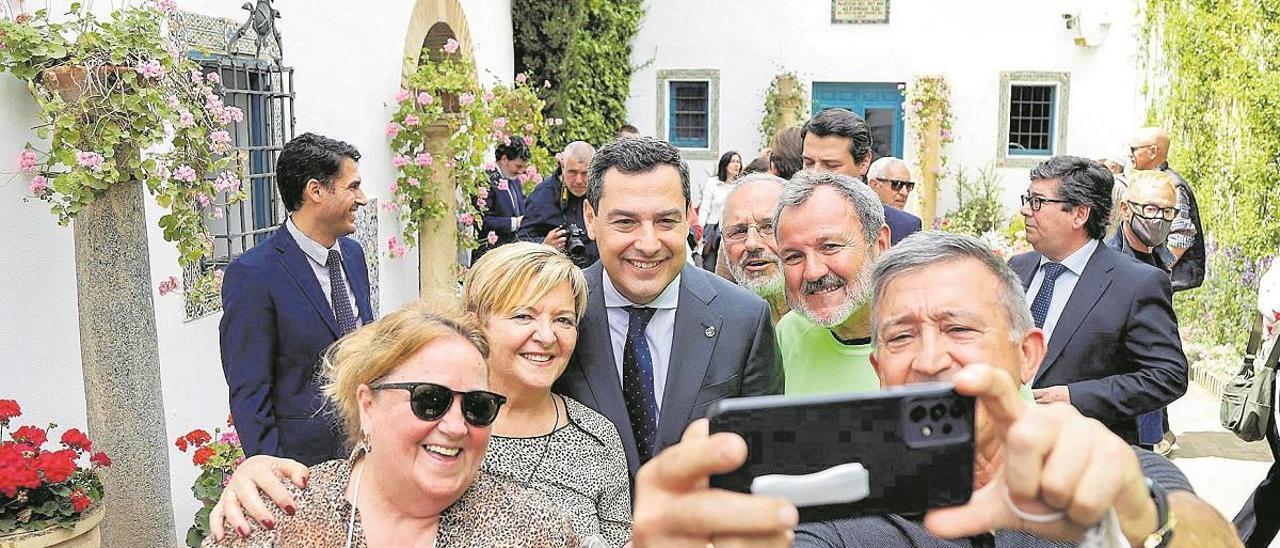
[1142,477,1176,548]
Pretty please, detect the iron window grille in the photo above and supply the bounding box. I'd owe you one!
[668,81,710,149]
[1007,84,1056,156]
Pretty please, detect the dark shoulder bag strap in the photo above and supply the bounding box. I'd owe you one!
[1262,317,1280,371]
[1243,313,1266,373]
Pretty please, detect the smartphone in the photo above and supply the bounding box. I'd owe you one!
[707,382,975,522]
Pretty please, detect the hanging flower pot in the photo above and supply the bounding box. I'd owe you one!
[0,504,104,548]
[39,65,138,105]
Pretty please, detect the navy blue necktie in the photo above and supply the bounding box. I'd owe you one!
[1029,262,1069,329]
[622,306,660,463]
[326,250,358,336]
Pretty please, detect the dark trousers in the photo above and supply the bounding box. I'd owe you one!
[1236,415,1280,547]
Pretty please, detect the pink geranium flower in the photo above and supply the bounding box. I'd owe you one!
[386,122,401,138]
[487,231,498,245]
[515,73,528,84]
[388,236,407,258]
[493,117,507,130]
[404,115,420,127]
[173,165,197,183]
[443,38,460,54]
[392,155,409,168]
[137,60,164,80]
[28,175,49,195]
[482,90,495,103]
[415,153,433,167]
[18,150,37,172]
[76,151,105,172]
[496,179,509,191]
[458,213,474,226]
[458,93,475,107]
[178,111,196,128]
[417,92,434,106]
[394,89,411,103]
[158,276,180,296]
[407,177,421,187]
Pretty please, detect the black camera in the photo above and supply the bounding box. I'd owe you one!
[560,223,589,265]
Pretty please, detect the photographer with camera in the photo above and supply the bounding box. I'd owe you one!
[518,140,599,267]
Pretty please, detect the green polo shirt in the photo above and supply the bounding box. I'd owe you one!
[776,311,881,395]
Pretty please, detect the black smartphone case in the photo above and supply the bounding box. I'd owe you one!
[707,382,975,522]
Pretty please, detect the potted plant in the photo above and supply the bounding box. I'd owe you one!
[174,420,244,548]
[0,1,246,275]
[0,399,111,548]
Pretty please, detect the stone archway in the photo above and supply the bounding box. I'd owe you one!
[402,0,474,302]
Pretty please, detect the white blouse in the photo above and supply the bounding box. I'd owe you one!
[698,176,732,227]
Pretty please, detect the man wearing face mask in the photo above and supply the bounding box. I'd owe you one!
[1106,169,1180,454]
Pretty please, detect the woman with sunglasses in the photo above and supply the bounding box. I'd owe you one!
[203,301,575,546]
[206,243,631,546]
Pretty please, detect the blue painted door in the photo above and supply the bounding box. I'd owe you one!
[811,82,905,159]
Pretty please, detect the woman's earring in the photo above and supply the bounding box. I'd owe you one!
[359,428,372,455]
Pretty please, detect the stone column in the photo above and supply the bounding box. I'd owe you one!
[73,179,176,547]
[918,115,942,225]
[418,123,459,304]
[775,74,805,133]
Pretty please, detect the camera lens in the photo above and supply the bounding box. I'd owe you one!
[930,404,946,421]
[943,423,953,435]
[910,405,927,422]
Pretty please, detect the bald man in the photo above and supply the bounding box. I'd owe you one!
[1129,127,1204,291]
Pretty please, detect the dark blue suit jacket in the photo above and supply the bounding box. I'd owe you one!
[219,225,373,465]
[554,263,785,477]
[884,205,922,245]
[1010,243,1187,444]
[477,170,526,248]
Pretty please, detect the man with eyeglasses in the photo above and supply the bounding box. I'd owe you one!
[1129,127,1205,292]
[719,173,790,323]
[1008,156,1187,445]
[867,156,915,210]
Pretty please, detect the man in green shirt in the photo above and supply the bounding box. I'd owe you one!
[773,169,890,395]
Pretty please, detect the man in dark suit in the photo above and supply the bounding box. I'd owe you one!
[220,133,374,465]
[801,108,922,245]
[472,138,530,262]
[518,141,599,267]
[1008,155,1187,445]
[554,136,784,476]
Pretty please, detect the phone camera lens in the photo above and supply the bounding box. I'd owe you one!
[950,400,965,418]
[942,423,953,435]
[930,404,946,421]
[910,405,927,422]
[921,425,933,437]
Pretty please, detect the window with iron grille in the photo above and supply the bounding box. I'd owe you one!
[1007,84,1056,156]
[668,81,709,148]
[184,57,295,320]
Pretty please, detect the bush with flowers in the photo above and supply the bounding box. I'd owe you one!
[385,38,558,259]
[902,75,955,177]
[174,419,244,547]
[0,1,245,284]
[0,398,111,534]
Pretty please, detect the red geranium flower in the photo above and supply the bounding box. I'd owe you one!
[90,451,112,468]
[12,425,47,448]
[175,436,188,452]
[0,399,20,423]
[70,489,91,512]
[60,428,92,453]
[0,442,41,497]
[34,449,77,483]
[192,446,215,466]
[185,429,212,447]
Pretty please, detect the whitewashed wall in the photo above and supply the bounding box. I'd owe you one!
[0,0,513,542]
[628,0,1143,218]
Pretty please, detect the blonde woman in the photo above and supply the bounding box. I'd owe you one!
[204,301,575,546]
[207,244,631,546]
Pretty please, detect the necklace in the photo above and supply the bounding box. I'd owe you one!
[524,392,560,484]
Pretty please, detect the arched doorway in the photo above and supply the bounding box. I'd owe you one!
[401,0,474,302]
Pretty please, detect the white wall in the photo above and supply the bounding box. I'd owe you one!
[628,0,1143,219]
[0,0,513,542]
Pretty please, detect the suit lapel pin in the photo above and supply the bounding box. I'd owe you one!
[704,325,716,338]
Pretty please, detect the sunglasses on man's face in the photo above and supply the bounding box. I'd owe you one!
[371,382,507,427]
[876,178,916,192]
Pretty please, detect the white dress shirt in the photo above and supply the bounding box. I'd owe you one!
[603,272,681,411]
[285,217,360,324]
[1025,239,1099,343]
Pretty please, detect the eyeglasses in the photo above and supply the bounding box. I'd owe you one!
[1126,201,1178,221]
[876,178,916,192]
[723,221,776,242]
[1020,194,1073,212]
[1129,144,1155,155]
[371,382,507,427]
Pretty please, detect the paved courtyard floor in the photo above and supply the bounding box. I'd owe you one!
[1167,381,1274,545]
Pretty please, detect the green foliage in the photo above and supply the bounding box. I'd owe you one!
[758,72,808,145]
[512,0,643,149]
[1141,0,1280,352]
[941,164,1005,236]
[902,75,955,175]
[174,425,244,547]
[0,2,244,269]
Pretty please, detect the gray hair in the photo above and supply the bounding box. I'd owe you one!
[870,231,1033,342]
[773,169,885,245]
[867,156,909,182]
[726,172,786,204]
[586,136,691,210]
[561,141,596,165]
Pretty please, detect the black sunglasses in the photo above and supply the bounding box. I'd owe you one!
[877,178,916,192]
[371,382,507,427]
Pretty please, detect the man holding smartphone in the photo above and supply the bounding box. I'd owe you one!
[631,232,1240,547]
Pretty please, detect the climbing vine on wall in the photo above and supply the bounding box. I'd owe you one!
[901,75,954,177]
[512,0,643,150]
[758,72,809,145]
[1141,0,1280,352]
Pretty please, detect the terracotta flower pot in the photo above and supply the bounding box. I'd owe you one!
[0,505,104,548]
[40,65,137,104]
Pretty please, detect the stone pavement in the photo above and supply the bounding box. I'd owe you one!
[1167,381,1274,544]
